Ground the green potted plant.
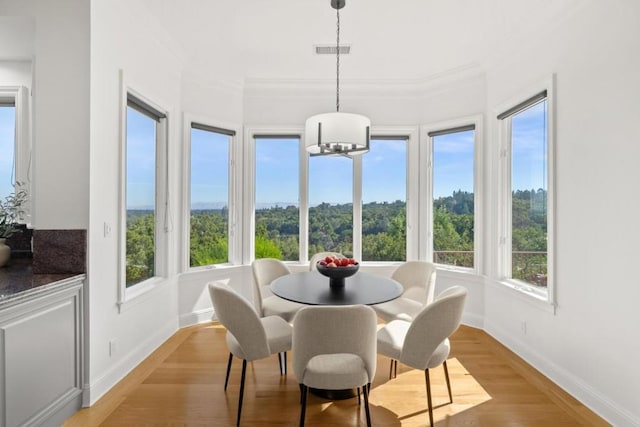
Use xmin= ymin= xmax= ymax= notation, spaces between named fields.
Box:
xmin=0 ymin=188 xmax=28 ymax=267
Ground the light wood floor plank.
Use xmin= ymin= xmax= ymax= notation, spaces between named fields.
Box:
xmin=64 ymin=323 xmax=608 ymax=426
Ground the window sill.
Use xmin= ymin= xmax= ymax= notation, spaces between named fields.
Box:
xmin=488 ymin=278 xmax=556 ymax=314
xmin=118 ymin=276 xmax=170 ymax=313
xmin=187 ymin=263 xmax=239 ymax=273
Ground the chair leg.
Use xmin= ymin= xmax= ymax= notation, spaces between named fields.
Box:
xmin=388 ymin=359 xmax=398 ymax=379
xmin=443 ymin=360 xmax=453 ymax=404
xmin=357 ymin=387 xmax=361 ymax=405
xmin=283 ymin=352 xmax=287 ymax=375
xmin=237 ymin=359 xmax=247 ymax=426
xmin=278 ymin=352 xmax=287 ymax=375
xmin=300 ymin=384 xmax=308 ymax=426
xmin=425 ymin=369 xmax=433 ymax=427
xmin=224 ymin=353 xmax=233 ymax=391
xmin=362 ymin=382 xmax=372 ymax=427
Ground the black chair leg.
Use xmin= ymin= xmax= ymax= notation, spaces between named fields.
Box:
xmin=388 ymin=359 xmax=393 ymax=379
xmin=425 ymin=369 xmax=433 ymax=427
xmin=443 ymin=360 xmax=453 ymax=404
xmin=224 ymin=353 xmax=233 ymax=391
xmin=300 ymin=384 xmax=308 ymax=426
xmin=394 ymin=359 xmax=398 ymax=378
xmin=237 ymin=359 xmax=247 ymax=426
xmin=362 ymin=382 xmax=372 ymax=427
xmin=283 ymin=352 xmax=287 ymax=375
xmin=357 ymin=387 xmax=361 ymax=405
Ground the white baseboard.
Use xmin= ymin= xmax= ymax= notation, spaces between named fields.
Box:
xmin=485 ymin=319 xmax=638 ymax=427
xmin=179 ymin=307 xmax=214 ymax=328
xmin=84 ymin=318 xmax=177 ymax=406
xmin=461 ymin=312 xmax=484 ymax=329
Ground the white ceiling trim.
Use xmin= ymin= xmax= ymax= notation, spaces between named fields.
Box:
xmin=243 ymin=62 xmax=485 ymax=98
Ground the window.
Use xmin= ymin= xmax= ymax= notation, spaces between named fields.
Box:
xmin=499 ymin=89 xmax=552 ymax=295
xmin=254 ymin=136 xmax=300 ymax=261
xmin=362 ymin=138 xmax=407 ymax=261
xmin=0 ymin=86 xmax=30 ymax=209
xmin=308 ymin=154 xmax=353 ymax=258
xmin=124 ymin=93 xmax=166 ymax=288
xmin=247 ymin=127 xmax=415 ymax=265
xmin=0 ymin=101 xmax=16 ymax=201
xmin=189 ymin=124 xmax=234 ymax=267
xmin=431 ymin=126 xmax=475 ymax=268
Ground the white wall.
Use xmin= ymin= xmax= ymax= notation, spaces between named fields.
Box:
xmin=87 ymin=0 xmax=184 ymax=405
xmin=484 ymin=1 xmax=640 ymax=425
xmin=30 ymin=0 xmax=90 ymax=229
xmin=0 ymin=61 xmax=31 ymax=87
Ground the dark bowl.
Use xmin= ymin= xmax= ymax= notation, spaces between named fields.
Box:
xmin=316 ymin=262 xmax=359 ymax=279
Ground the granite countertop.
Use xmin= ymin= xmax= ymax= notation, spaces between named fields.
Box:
xmin=0 ymin=258 xmax=83 ymax=306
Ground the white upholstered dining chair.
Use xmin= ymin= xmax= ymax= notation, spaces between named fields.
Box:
xmin=208 ymin=281 xmax=292 ymax=426
xmin=293 ymin=305 xmax=377 ymax=427
xmin=377 ymin=285 xmax=467 ymax=427
xmin=373 ymin=260 xmax=437 ymax=322
xmin=251 ymin=258 xmax=305 ymax=322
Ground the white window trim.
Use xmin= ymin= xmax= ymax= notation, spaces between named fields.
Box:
xmin=244 ymin=126 xmax=305 ymax=265
xmin=420 ymin=114 xmax=484 ymax=275
xmin=182 ymin=113 xmax=241 ymax=272
xmin=495 ymin=75 xmax=556 ymax=308
xmin=117 ymin=70 xmax=171 ymax=311
xmin=363 ymin=126 xmax=419 ymax=263
xmin=245 ymin=125 xmax=417 ymax=266
xmin=0 ymin=86 xmax=32 ymax=224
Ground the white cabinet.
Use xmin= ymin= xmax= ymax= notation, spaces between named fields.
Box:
xmin=0 ymin=276 xmax=84 ymax=427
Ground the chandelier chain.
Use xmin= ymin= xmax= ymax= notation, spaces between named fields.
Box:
xmin=336 ymin=6 xmax=340 ymax=112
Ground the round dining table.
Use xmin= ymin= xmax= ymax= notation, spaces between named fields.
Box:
xmin=270 ymin=270 xmax=403 ymax=306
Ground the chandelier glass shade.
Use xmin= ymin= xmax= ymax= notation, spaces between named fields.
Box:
xmin=305 ymin=112 xmax=371 ymax=156
xmin=305 ymin=0 xmax=370 ymax=157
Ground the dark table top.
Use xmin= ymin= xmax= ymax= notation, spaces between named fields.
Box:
xmin=271 ymin=271 xmax=403 ymax=305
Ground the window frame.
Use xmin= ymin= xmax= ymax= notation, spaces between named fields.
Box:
xmin=117 ymin=74 xmax=170 ymax=310
xmin=496 ymin=77 xmax=556 ymax=306
xmin=244 ymin=127 xmax=306 ymax=264
xmin=359 ymin=126 xmax=419 ymax=263
xmin=420 ymin=115 xmax=483 ymax=275
xmin=182 ymin=114 xmax=240 ymax=271
xmin=244 ymin=125 xmax=418 ymax=266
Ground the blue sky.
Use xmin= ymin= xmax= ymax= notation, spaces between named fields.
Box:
xmin=433 ymin=130 xmax=474 ymax=198
xmin=126 ymin=107 xmax=156 ymax=210
xmin=124 ymin=101 xmax=547 ymax=209
xmin=0 ymin=106 xmax=16 ymax=201
xmin=512 ymin=100 xmax=547 ymax=192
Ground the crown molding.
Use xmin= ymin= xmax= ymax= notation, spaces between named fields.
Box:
xmin=243 ymin=62 xmax=484 ymax=98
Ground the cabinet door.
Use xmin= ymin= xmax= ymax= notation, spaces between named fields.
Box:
xmin=0 ymin=283 xmax=82 ymax=427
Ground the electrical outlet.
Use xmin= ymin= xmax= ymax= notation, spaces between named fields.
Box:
xmin=109 ymin=339 xmax=117 ymax=357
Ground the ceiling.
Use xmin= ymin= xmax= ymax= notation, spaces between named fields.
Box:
xmin=142 ymin=0 xmax=584 ymax=85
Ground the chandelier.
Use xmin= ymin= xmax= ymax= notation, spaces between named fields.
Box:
xmin=305 ymin=0 xmax=370 ymax=157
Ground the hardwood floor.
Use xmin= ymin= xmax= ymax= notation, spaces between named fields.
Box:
xmin=64 ymin=323 xmax=608 ymax=426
